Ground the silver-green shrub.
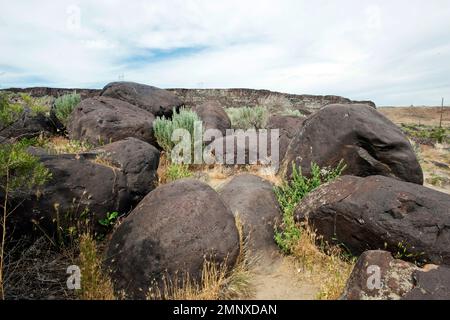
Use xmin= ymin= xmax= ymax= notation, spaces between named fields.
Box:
xmin=54 ymin=92 xmax=81 ymax=126
xmin=225 ymin=106 xmax=269 ymax=129
xmin=153 ymin=107 xmax=201 ymax=154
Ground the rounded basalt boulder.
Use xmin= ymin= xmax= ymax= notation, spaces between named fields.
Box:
xmin=105 ymin=179 xmax=240 ymax=299
xmin=101 ymin=81 xmax=183 ymax=117
xmin=283 ymin=104 xmax=423 ymax=184
xmin=67 ymin=96 xmax=156 ymax=146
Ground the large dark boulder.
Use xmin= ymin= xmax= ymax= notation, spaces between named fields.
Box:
xmin=67 ymin=96 xmax=156 ymax=146
xmin=283 ymin=104 xmax=423 ymax=185
xmin=266 ymin=115 xmax=304 ymax=163
xmin=105 ymin=179 xmax=240 ymax=299
xmin=342 ymin=250 xmax=450 ymax=300
xmin=101 ymin=82 xmax=183 ymax=117
xmin=92 ymin=138 xmax=160 ymax=203
xmin=295 ymin=175 xmax=450 ymax=265
xmin=9 ymin=139 xmax=159 ymax=238
xmin=10 ymin=154 xmax=130 ymax=238
xmin=218 ymin=174 xmax=281 ymax=258
xmin=192 ymin=101 xmax=231 ymax=137
xmin=0 ymin=108 xmax=56 ymax=139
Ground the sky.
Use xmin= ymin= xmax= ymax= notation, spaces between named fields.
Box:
xmin=1 ymin=0 xmax=450 ymax=106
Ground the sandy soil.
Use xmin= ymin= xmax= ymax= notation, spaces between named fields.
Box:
xmin=249 ymin=254 xmax=319 ymax=300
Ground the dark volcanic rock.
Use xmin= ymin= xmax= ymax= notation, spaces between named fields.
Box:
xmin=1 ymin=87 xmax=100 ymax=99
xmin=295 ymin=175 xmax=450 ymax=265
xmin=342 ymin=250 xmax=450 ymax=300
xmin=10 ymin=153 xmax=135 ymax=238
xmin=92 ymin=138 xmax=160 ymax=203
xmin=105 ymin=179 xmax=240 ymax=299
xmin=341 ymin=250 xmax=417 ymax=300
xmin=266 ymin=115 xmax=305 ymax=163
xmin=101 ymin=82 xmax=183 ymax=117
xmin=403 ymin=265 xmax=450 ymax=300
xmin=218 ymin=174 xmax=281 ymax=257
xmin=67 ymin=96 xmax=156 ymax=146
xmin=0 ymin=108 xmax=56 ymax=139
xmin=192 ymin=101 xmax=231 ymax=137
xmin=283 ymin=104 xmax=423 ymax=185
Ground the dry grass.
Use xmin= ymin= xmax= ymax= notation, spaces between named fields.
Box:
xmin=2 ymin=237 xmax=76 ymax=300
xmin=379 ymin=106 xmax=450 ymax=127
xmin=77 ymin=233 xmax=115 ymax=300
xmin=147 ymin=215 xmax=254 ymax=300
xmin=290 ymin=223 xmax=355 ymax=300
xmin=45 ymin=136 xmax=93 ymax=154
xmin=157 ymin=152 xmax=280 ymax=189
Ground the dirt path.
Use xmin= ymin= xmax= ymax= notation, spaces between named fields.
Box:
xmin=248 ymin=251 xmax=319 ymax=300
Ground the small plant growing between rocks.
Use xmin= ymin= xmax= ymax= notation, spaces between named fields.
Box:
xmin=166 ymin=163 xmax=192 ymax=182
xmin=99 ymin=211 xmax=119 ymax=229
xmin=273 ymin=161 xmax=352 ymax=300
xmin=54 ymin=92 xmax=81 ymax=126
xmin=274 ymin=161 xmax=346 ymax=254
xmin=225 ymin=106 xmax=269 ymax=130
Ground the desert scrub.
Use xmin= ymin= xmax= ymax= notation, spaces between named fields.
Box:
xmin=278 ymin=109 xmax=305 ymax=117
xmin=0 ymin=92 xmax=23 ymax=129
xmin=153 ymin=107 xmax=201 ymax=155
xmin=426 ymin=173 xmax=448 ymax=187
xmin=274 ymin=161 xmax=346 ymax=254
xmin=225 ymin=106 xmax=269 ymax=130
xmin=54 ymin=92 xmax=81 ymax=126
xmin=20 ymin=93 xmax=51 ymax=116
xmin=401 ymin=123 xmax=450 ymax=144
xmin=0 ymin=141 xmax=51 ymax=299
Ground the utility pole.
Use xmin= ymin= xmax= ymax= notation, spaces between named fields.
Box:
xmin=439 ymin=97 xmax=444 ymax=129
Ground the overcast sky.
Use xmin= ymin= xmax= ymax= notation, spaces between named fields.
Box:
xmin=1 ymin=0 xmax=450 ymax=106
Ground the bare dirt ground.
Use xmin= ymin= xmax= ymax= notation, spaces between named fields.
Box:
xmin=250 ymin=254 xmax=319 ymax=300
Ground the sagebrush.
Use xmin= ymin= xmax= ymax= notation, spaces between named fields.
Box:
xmin=153 ymin=107 xmax=201 ymax=156
xmin=225 ymin=106 xmax=269 ymax=130
xmin=54 ymin=92 xmax=81 ymax=126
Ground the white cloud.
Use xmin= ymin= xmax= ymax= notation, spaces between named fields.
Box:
xmin=1 ymin=0 xmax=450 ymax=105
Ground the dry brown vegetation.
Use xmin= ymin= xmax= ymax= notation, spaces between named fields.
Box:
xmin=379 ymin=106 xmax=450 ymax=127
xmin=289 ymin=223 xmax=355 ymax=300
xmin=77 ymin=234 xmax=115 ymax=300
